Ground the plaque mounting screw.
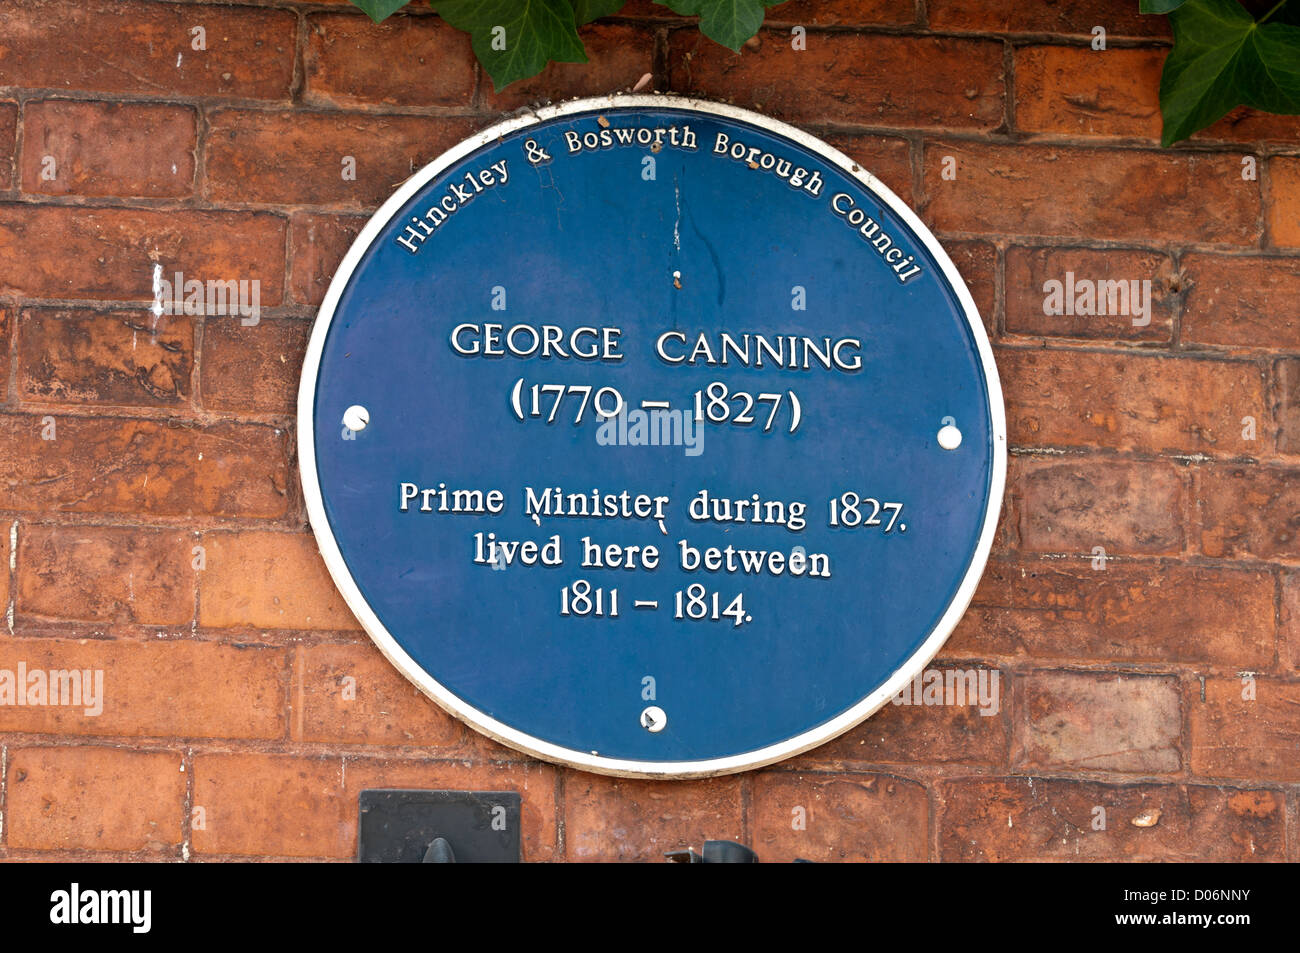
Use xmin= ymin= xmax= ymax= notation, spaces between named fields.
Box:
xmin=937 ymin=422 xmax=962 ymax=450
xmin=343 ymin=405 xmax=370 ymax=432
xmin=641 ymin=706 xmax=667 ymax=733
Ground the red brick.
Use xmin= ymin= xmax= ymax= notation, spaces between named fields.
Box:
xmin=305 ymin=12 xmax=475 ymax=108
xmin=795 ymin=665 xmax=1008 ymax=767
xmin=765 ymin=0 xmax=915 ymax=25
xmin=950 ymin=558 xmax=1275 ymax=669
xmin=17 ymin=524 xmax=193 ymax=625
xmin=20 ymin=101 xmax=196 ymax=199
xmin=822 ymin=132 xmax=914 ymax=206
xmin=1268 ymin=157 xmax=1300 ymax=248
xmin=1001 ymin=348 xmax=1266 ymax=456
xmin=17 ymin=308 xmax=194 ymax=408
xmin=929 ymin=0 xmax=1169 ymax=37
xmin=923 ymin=142 xmax=1260 ymax=244
xmin=1282 ymin=572 xmax=1300 ymax=672
xmin=564 ymin=774 xmax=742 ymax=861
xmin=1183 ymin=254 xmax=1300 ymax=351
xmin=489 ymin=22 xmax=657 ymax=104
xmin=668 ymin=32 xmax=1005 ymax=130
xmin=199 ymin=531 xmax=359 ymax=631
xmin=200 ymin=317 xmax=306 ymax=416
xmin=1277 ymin=359 xmax=1300 ymax=455
xmin=290 ymin=213 xmax=364 ymax=306
xmin=0 ymin=638 xmax=287 ymax=740
xmin=0 ymin=414 xmax=291 ymax=519
xmin=0 ymin=103 xmax=15 ymax=190
xmin=1014 ymin=671 xmax=1181 ymax=773
xmin=1015 ymin=46 xmax=1162 ymax=139
xmin=1190 ymin=677 xmax=1300 ymax=781
xmin=0 ymin=0 xmax=295 ymax=99
xmin=939 ymin=778 xmax=1284 ymax=861
xmin=292 ymin=642 xmax=462 ymax=747
xmin=192 ymin=752 xmax=556 ymax=858
xmin=204 ymin=111 xmax=479 ymax=209
xmin=627 ymin=0 xmax=914 ymax=25
xmin=0 ymin=205 xmax=285 ymax=303
xmin=944 ymin=239 xmax=997 ymax=334
xmin=751 ymin=772 xmax=928 ymax=862
xmin=1197 ymin=465 xmax=1300 ymax=561
xmin=1005 ymin=246 xmax=1174 ymax=343
xmin=1012 ymin=456 xmax=1187 ymax=555
xmin=6 ymin=746 xmax=185 ymax=853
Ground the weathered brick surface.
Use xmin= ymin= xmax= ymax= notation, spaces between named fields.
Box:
xmin=199 ymin=317 xmax=306 ymax=415
xmin=0 ymin=0 xmax=1294 ymax=863
xmin=928 ymin=0 xmax=1169 ymax=36
xmin=292 ymin=642 xmax=462 ymax=747
xmin=668 ymin=32 xmax=1005 ymax=130
xmin=1269 ymin=157 xmax=1300 ymax=248
xmin=199 ymin=531 xmax=359 ymax=631
xmin=0 ymin=0 xmax=296 ymax=99
xmin=0 ymin=638 xmax=287 ymax=740
xmin=564 ymin=774 xmax=743 ymax=861
xmin=796 ymin=666 xmax=1009 ymax=767
xmin=0 ymin=414 xmax=291 ymax=518
xmin=939 ymin=778 xmax=1284 ymax=861
xmin=1011 ymin=457 xmax=1187 ymax=555
xmin=751 ymin=772 xmax=929 ymax=861
xmin=0 ymin=103 xmax=16 ymax=190
xmin=289 ymin=213 xmax=365 ymax=306
xmin=951 ymin=559 xmax=1275 ymax=669
xmin=1182 ymin=254 xmax=1300 ymax=350
xmin=1014 ymin=671 xmax=1181 ymax=772
xmin=1004 ymin=246 xmax=1174 ymax=342
xmin=1001 ymin=348 xmax=1265 ymax=456
xmin=17 ymin=523 xmax=193 ymax=625
xmin=923 ymin=142 xmax=1260 ymax=244
xmin=1189 ymin=677 xmax=1300 ymax=782
xmin=21 ymin=100 xmax=197 ymax=198
xmin=6 ymin=746 xmax=185 ymax=853
xmin=1197 ymin=465 xmax=1300 ymax=561
xmin=304 ymin=13 xmax=476 ymax=109
xmin=0 ymin=205 xmax=286 ymax=303
xmin=17 ymin=308 xmax=194 ymax=408
xmin=204 ymin=111 xmax=479 ymax=209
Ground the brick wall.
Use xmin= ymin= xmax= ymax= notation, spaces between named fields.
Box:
xmin=0 ymin=0 xmax=1296 ymax=862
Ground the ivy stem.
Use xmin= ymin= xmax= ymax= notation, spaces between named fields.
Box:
xmin=1259 ymin=0 xmax=1289 ymax=23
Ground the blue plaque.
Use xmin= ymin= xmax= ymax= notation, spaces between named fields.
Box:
xmin=299 ymin=96 xmax=1006 ymax=778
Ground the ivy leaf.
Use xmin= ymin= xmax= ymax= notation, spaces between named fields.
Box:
xmin=654 ymin=0 xmax=783 ymax=51
xmin=350 ymin=0 xmax=414 ymax=22
xmin=1159 ymin=0 xmax=1300 ymax=145
xmin=432 ymin=0 xmax=588 ymax=90
xmin=1139 ymin=0 xmax=1189 ymax=13
xmin=572 ymin=0 xmax=626 ymax=24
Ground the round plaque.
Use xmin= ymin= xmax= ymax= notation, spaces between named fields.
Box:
xmin=299 ymin=95 xmax=1006 ymax=778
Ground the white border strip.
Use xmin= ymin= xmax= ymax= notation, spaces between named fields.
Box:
xmin=297 ymin=94 xmax=1008 ymax=779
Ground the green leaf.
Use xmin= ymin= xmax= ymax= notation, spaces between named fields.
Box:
xmin=1159 ymin=0 xmax=1300 ymax=144
xmin=653 ymin=0 xmax=783 ymax=51
xmin=350 ymin=0 xmax=415 ymax=22
xmin=1140 ymin=0 xmax=1190 ymax=14
xmin=432 ymin=0 xmax=588 ymax=90
xmin=572 ymin=0 xmax=626 ymax=25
